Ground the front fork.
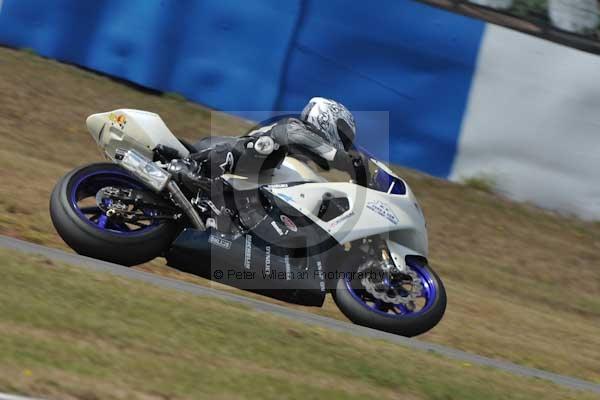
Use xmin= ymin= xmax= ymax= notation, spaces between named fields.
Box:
xmin=326 ymin=236 xmax=419 ymax=287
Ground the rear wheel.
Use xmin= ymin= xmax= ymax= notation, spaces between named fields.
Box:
xmin=332 ymin=259 xmax=446 ymax=337
xmin=50 ymin=163 xmax=180 ymax=266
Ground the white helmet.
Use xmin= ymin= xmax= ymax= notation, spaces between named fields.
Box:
xmin=301 ymin=97 xmax=356 ymax=150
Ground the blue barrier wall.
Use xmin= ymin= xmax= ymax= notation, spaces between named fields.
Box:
xmin=0 ymin=0 xmax=485 ymax=177
xmin=279 ymin=0 xmax=485 ymax=176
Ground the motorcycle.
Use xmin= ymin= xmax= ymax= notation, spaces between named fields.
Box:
xmin=50 ymin=109 xmax=446 ymax=337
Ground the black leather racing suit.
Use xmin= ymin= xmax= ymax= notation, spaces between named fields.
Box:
xmin=188 ymin=117 xmax=352 ymax=179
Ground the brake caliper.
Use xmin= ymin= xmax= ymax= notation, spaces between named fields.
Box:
xmin=358 ymin=259 xmax=423 ymax=306
xmin=96 ymin=187 xmax=133 ymax=217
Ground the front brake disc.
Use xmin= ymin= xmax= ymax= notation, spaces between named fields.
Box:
xmin=358 ymin=260 xmax=423 ymax=305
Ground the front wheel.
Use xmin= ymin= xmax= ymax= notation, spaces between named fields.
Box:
xmin=332 ymin=260 xmax=446 ymax=337
xmin=50 ymin=163 xmax=180 ymax=266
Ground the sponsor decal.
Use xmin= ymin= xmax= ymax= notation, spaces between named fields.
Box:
xmin=208 ymin=234 xmax=231 ymax=250
xmin=219 ymin=152 xmax=235 ymax=173
xmin=244 ymin=234 xmax=252 ymax=270
xmin=265 ymin=246 xmax=271 ymax=274
xmin=267 ymin=183 xmax=289 ymax=189
xmin=366 ymin=200 xmax=399 ymax=225
xmin=109 ymin=113 xmax=127 ymax=130
xmin=284 ymin=255 xmax=291 ymax=280
xmin=316 ymin=260 xmax=326 ymax=291
xmin=280 ymin=215 xmax=298 ymax=232
xmin=270 ymin=221 xmax=285 ymax=236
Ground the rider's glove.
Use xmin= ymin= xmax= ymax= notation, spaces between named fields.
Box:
xmin=331 ymin=150 xmax=353 ymax=172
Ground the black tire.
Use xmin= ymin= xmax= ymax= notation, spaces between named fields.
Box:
xmin=332 ymin=264 xmax=447 ymax=337
xmin=50 ymin=163 xmax=180 ymax=266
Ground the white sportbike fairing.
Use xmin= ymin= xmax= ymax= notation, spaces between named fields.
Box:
xmin=266 ymin=181 xmax=428 ymax=261
xmin=49 ymin=109 xmax=446 ymax=337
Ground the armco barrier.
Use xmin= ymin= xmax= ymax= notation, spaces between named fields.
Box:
xmin=0 ymin=0 xmax=598 ymax=219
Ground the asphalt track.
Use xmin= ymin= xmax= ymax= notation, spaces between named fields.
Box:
xmin=2 ymin=235 xmax=600 ymax=396
xmin=0 ymin=395 xmax=44 ymax=400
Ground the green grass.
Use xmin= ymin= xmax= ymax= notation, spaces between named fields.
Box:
xmin=1 ymin=47 xmax=599 ymax=386
xmin=511 ymin=0 xmax=548 ymax=19
xmin=0 ymin=248 xmax=597 ymax=400
xmin=460 ymin=174 xmax=498 ymax=194
xmin=162 ymin=91 xmax=187 ymax=102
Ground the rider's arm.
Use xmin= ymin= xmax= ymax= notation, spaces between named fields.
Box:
xmin=277 ymin=118 xmax=353 ymax=172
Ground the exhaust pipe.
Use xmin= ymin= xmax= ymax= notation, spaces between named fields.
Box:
xmin=165 ymin=180 xmax=206 ymax=230
xmin=115 ymin=149 xmax=205 ymax=230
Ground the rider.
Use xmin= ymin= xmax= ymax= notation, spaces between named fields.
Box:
xmin=179 ymin=97 xmax=359 ymax=181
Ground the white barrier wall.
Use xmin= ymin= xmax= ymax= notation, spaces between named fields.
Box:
xmin=451 ymin=25 xmax=600 ymax=220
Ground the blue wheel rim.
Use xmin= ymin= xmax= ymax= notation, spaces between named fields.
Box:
xmin=345 ymin=260 xmax=437 ymax=318
xmin=70 ymin=169 xmax=159 ymax=236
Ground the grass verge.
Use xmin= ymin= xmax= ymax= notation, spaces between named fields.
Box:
xmin=0 ymin=46 xmax=599 ymax=383
xmin=0 ymin=248 xmax=597 ymax=400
